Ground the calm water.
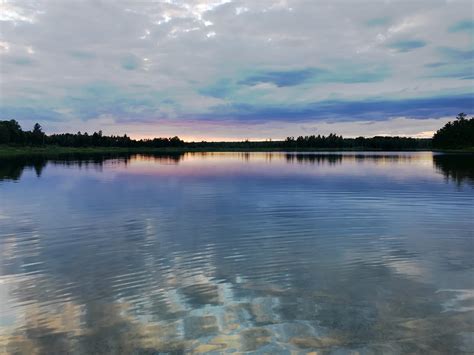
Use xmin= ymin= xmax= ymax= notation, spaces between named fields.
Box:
xmin=0 ymin=152 xmax=473 ymax=354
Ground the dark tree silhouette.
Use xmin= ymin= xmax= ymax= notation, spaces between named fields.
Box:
xmin=0 ymin=119 xmax=25 ymax=144
xmin=31 ymin=123 xmax=45 ymax=145
xmin=432 ymin=113 xmax=474 ymax=149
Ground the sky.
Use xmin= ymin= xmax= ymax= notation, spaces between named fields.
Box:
xmin=0 ymin=0 xmax=473 ymax=141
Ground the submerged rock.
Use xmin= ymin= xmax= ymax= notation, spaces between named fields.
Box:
xmin=250 ymin=297 xmax=280 ymax=325
xmin=289 ymin=335 xmax=344 ymax=349
xmin=183 ymin=316 xmax=218 ymax=339
xmin=240 ymin=327 xmax=272 ymax=351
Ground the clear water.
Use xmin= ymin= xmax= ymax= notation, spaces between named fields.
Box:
xmin=0 ymin=152 xmax=473 ymax=354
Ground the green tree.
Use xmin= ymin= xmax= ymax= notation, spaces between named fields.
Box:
xmin=31 ymin=123 xmax=45 ymax=145
xmin=0 ymin=120 xmax=24 ymax=144
xmin=0 ymin=122 xmax=10 ymax=144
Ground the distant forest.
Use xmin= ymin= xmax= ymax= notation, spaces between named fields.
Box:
xmin=0 ymin=113 xmax=472 ymax=150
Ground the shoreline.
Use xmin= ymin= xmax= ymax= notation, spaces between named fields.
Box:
xmin=0 ymin=145 xmax=473 ymax=157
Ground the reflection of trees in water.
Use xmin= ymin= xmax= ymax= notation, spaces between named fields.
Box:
xmin=284 ymin=153 xmax=418 ymax=165
xmin=285 ymin=154 xmax=343 ymax=165
xmin=433 ymin=154 xmax=474 ymax=186
xmin=351 ymin=154 xmax=415 ymax=163
xmin=0 ymin=153 xmax=185 ymax=181
xmin=0 ymin=156 xmax=47 ymax=181
xmin=134 ymin=153 xmax=185 ymax=164
xmin=1 ymin=152 xmax=431 ymax=181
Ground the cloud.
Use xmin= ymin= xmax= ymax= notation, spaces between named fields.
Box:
xmin=424 ymin=46 xmax=474 ymax=79
xmin=121 ymin=54 xmax=140 ymax=71
xmin=195 ymin=92 xmax=474 ymax=123
xmin=198 ymin=79 xmax=235 ymax=98
xmin=0 ymin=106 xmax=62 ymax=122
xmin=448 ymin=19 xmax=474 ymax=33
xmin=4 ymin=55 xmax=35 ymax=66
xmin=201 ymin=64 xmax=391 ymax=100
xmin=239 ymin=65 xmax=390 ymax=87
xmin=69 ymin=50 xmax=96 ymax=60
xmin=239 ymin=68 xmax=317 ymax=87
xmin=426 ymin=64 xmax=473 ymax=80
xmin=366 ymin=17 xmax=390 ymax=27
xmin=0 ymin=0 xmax=472 ymax=138
xmin=437 ymin=47 xmax=474 ymax=61
xmin=387 ymin=39 xmax=427 ymax=52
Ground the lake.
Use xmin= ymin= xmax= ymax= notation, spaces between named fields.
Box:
xmin=0 ymin=152 xmax=473 ymax=354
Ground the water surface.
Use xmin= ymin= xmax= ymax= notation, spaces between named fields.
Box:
xmin=0 ymin=152 xmax=473 ymax=354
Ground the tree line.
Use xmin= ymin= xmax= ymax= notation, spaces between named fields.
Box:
xmin=0 ymin=120 xmax=184 ymax=148
xmin=1 ymin=113 xmax=472 ymax=150
xmin=281 ymin=134 xmax=431 ymax=150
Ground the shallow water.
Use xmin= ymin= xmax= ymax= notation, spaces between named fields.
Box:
xmin=0 ymin=151 xmax=473 ymax=354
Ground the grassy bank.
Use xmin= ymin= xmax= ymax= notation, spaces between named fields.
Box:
xmin=432 ymin=148 xmax=474 ymax=153
xmin=0 ymin=145 xmax=193 ymax=157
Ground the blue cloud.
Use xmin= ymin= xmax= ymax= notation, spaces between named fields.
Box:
xmin=0 ymin=106 xmax=62 ymax=122
xmin=4 ymin=85 xmax=472 ymax=126
xmin=448 ymin=19 xmax=474 ymax=33
xmin=121 ymin=54 xmax=140 ymax=70
xmin=238 ymin=65 xmax=390 ymax=87
xmin=312 ymin=65 xmax=390 ymax=84
xmin=437 ymin=47 xmax=474 ymax=61
xmin=424 ymin=62 xmax=447 ymax=68
xmin=198 ymin=79 xmax=236 ymax=98
xmin=424 ymin=47 xmax=474 ymax=79
xmin=6 ymin=56 xmax=35 ymax=66
xmin=62 ymin=82 xmax=166 ymax=120
xmin=239 ymin=68 xmax=317 ymax=87
xmin=425 ymin=63 xmax=473 ymax=80
xmin=366 ymin=17 xmax=390 ymax=27
xmin=69 ymin=50 xmax=96 ymax=60
xmin=388 ymin=40 xmax=427 ymax=52
xmin=197 ymin=93 xmax=473 ymax=123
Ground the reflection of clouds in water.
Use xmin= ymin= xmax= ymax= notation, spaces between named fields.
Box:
xmin=438 ymin=289 xmax=474 ymax=313
xmin=385 ymin=259 xmax=426 ymax=279
xmin=3 ymin=216 xmax=473 ymax=353
xmin=2 ymin=234 xmax=474 ymax=353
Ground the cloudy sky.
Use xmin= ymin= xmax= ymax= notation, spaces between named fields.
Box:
xmin=0 ymin=0 xmax=473 ymax=140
